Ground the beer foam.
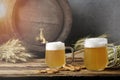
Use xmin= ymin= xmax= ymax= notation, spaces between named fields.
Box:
xmin=46 ymin=41 xmax=65 ymax=50
xmin=84 ymin=38 xmax=108 ymax=48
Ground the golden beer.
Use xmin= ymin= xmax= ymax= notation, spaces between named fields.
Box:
xmin=84 ymin=47 xmax=108 ymax=71
xmin=45 ymin=42 xmax=66 ymax=68
xmin=46 ymin=50 xmax=65 ymax=68
xmin=84 ymin=38 xmax=108 ymax=71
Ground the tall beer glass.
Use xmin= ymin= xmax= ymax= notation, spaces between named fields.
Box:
xmin=84 ymin=38 xmax=117 ymax=71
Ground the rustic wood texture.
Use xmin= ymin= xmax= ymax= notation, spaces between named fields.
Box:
xmin=0 ymin=59 xmax=120 ymax=77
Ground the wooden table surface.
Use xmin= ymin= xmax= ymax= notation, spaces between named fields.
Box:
xmin=0 ymin=59 xmax=120 ymax=77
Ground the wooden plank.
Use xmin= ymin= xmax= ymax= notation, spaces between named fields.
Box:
xmin=0 ymin=68 xmax=120 ymax=77
xmin=0 ymin=59 xmax=47 ymax=69
xmin=0 ymin=59 xmax=119 ymax=77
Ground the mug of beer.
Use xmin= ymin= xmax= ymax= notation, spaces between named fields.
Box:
xmin=84 ymin=38 xmax=117 ymax=71
xmin=45 ymin=41 xmax=74 ymax=68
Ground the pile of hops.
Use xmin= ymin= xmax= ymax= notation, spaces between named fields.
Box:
xmin=0 ymin=39 xmax=32 ymax=63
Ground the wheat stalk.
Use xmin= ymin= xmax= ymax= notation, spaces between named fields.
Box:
xmin=0 ymin=39 xmax=32 ymax=63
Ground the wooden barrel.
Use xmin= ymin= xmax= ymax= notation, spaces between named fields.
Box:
xmin=1 ymin=0 xmax=72 ymax=57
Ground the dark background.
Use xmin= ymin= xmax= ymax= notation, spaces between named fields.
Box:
xmin=65 ymin=0 xmax=120 ymax=47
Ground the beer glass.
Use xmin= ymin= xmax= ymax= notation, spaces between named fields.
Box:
xmin=84 ymin=38 xmax=117 ymax=71
xmin=45 ymin=42 xmax=74 ymax=68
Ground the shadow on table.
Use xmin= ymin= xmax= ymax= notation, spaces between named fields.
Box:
xmin=0 ymin=76 xmax=120 ymax=80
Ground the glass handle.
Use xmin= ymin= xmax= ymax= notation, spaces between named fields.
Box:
xmin=65 ymin=47 xmax=74 ymax=64
xmin=107 ymin=44 xmax=117 ymax=68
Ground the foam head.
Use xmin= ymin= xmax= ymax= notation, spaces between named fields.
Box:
xmin=84 ymin=38 xmax=108 ymax=48
xmin=46 ymin=41 xmax=65 ymax=50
